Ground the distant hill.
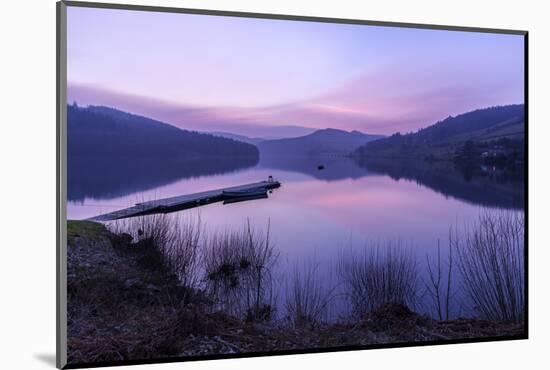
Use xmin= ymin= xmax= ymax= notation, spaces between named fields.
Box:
xmin=258 ymin=128 xmax=384 ymax=157
xmin=205 ymin=125 xmax=317 ymax=141
xmin=68 ymin=105 xmax=259 ymax=159
xmin=354 ymin=104 xmax=525 ymax=160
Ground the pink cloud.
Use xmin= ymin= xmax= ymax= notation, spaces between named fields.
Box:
xmin=69 ymin=61 xmax=523 ymax=138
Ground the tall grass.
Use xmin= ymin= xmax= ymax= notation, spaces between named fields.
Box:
xmin=108 ymin=213 xmax=203 ymax=291
xmin=162 ymin=214 xmax=203 ymax=290
xmin=284 ymin=259 xmax=336 ymax=328
xmin=337 ymin=241 xmax=418 ymax=317
xmin=455 ymin=210 xmax=524 ymax=323
xmin=203 ymin=219 xmax=279 ymax=321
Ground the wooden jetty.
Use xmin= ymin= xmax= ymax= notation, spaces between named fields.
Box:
xmin=89 ymin=180 xmax=281 ymax=221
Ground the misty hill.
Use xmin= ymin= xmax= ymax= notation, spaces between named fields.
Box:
xmin=258 ymin=128 xmax=384 ymax=157
xmin=354 ymin=105 xmax=525 ymax=160
xmin=68 ymin=105 xmax=259 ymax=159
xmin=209 ymin=131 xmax=265 ymax=145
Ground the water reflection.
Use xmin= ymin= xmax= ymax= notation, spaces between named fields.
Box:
xmin=353 ymin=157 xmax=524 ymax=209
xmin=258 ymin=155 xmax=373 ymax=181
xmin=68 ymin=153 xmax=524 ymax=212
xmin=68 ymin=155 xmax=259 ymax=201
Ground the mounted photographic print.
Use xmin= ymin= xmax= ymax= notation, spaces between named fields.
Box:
xmin=56 ymin=1 xmax=528 ymax=368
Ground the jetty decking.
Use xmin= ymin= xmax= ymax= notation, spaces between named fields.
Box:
xmin=89 ymin=180 xmax=281 ymax=221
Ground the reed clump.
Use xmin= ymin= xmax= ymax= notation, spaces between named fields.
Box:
xmin=203 ymin=219 xmax=279 ymax=321
xmin=337 ymin=241 xmax=418 ymax=318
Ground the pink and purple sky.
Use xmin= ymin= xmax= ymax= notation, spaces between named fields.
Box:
xmin=67 ymin=6 xmax=524 ymax=137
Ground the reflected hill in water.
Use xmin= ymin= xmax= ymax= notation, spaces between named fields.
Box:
xmin=258 ymin=155 xmax=374 ymax=181
xmin=68 ymin=155 xmax=258 ymax=201
xmin=70 ymin=152 xmax=523 ymax=209
xmin=256 ymin=128 xmax=382 ymax=181
xmin=259 ymin=154 xmax=523 ymax=209
xmin=354 ymin=157 xmax=524 ymax=209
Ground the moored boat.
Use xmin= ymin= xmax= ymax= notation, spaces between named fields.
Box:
xmin=223 ymin=192 xmax=268 ymax=205
xmin=222 ymin=188 xmax=268 ymax=199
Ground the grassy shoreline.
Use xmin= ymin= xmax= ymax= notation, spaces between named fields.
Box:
xmin=66 ymin=219 xmax=524 ymax=365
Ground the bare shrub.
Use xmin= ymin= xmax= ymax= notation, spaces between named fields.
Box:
xmin=285 ymin=259 xmax=336 ymax=328
xmin=337 ymin=241 xmax=418 ymax=317
xmin=424 ymin=233 xmax=456 ymax=321
xmin=456 ymin=210 xmax=524 ymax=323
xmin=203 ymin=219 xmax=279 ymax=321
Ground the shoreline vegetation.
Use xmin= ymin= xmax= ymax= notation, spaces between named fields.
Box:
xmin=67 ymin=210 xmax=525 ymax=365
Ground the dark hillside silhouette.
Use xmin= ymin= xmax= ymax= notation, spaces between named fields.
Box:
xmin=355 ymin=105 xmax=524 ymax=160
xmin=410 ymin=104 xmax=524 ymax=142
xmin=68 ymin=104 xmax=259 ymax=159
xmin=67 ymin=104 xmax=259 ymax=200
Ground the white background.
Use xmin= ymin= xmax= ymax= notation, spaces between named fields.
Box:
xmin=1 ymin=0 xmax=548 ymax=369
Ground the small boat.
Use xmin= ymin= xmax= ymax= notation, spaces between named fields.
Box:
xmin=223 ymin=188 xmax=268 ymax=199
xmin=317 ymin=165 xmax=325 ymax=170
xmin=223 ymin=192 xmax=268 ymax=205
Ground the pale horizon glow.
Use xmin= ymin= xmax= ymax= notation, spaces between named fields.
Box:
xmin=67 ymin=6 xmax=524 ymax=136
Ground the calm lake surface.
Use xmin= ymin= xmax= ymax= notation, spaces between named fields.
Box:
xmin=68 ymin=156 xmax=524 ymax=319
